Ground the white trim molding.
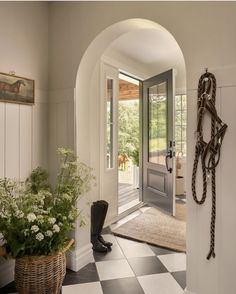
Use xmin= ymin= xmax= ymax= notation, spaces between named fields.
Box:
xmin=66 ymin=243 xmax=94 ymax=272
xmin=0 ymin=258 xmax=15 ymax=287
xmin=183 ymin=288 xmax=197 ymax=294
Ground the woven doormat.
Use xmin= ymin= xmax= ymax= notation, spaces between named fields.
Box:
xmin=113 ymin=204 xmax=186 ymax=252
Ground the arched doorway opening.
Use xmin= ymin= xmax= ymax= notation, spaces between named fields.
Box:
xmin=73 ymin=19 xmax=187 ymax=284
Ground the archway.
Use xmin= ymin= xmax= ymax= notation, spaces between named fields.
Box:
xmin=73 ymin=18 xmax=187 ymax=279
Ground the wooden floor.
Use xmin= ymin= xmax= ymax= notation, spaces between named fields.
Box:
xmin=118 ymin=183 xmax=139 ymax=207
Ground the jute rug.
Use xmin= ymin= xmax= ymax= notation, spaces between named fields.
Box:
xmin=113 ymin=204 xmax=186 ymax=252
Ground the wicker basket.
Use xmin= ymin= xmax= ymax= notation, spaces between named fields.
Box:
xmin=15 ymin=239 xmax=74 ymax=294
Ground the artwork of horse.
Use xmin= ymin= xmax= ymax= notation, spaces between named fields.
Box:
xmin=0 ymin=80 xmax=25 ymax=95
xmin=0 ymin=72 xmax=34 ymax=104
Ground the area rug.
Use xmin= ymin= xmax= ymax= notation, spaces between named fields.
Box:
xmin=113 ymin=204 xmax=186 ymax=252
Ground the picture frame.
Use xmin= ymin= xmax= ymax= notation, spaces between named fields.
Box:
xmin=0 ymin=72 xmax=35 ymax=105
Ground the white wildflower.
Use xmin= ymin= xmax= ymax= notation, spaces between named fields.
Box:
xmin=62 ymin=216 xmax=67 ymax=221
xmin=15 ymin=210 xmax=24 ymax=218
xmin=27 ymin=213 xmax=36 ymax=222
xmin=61 ymin=163 xmax=69 ymax=169
xmin=45 ymin=230 xmax=53 ymax=237
xmin=31 ymin=225 xmax=39 ymax=233
xmin=24 ymin=229 xmax=29 ymax=236
xmin=36 ymin=232 xmax=44 ymax=241
xmin=0 ymin=212 xmax=5 ymax=218
xmin=48 ymin=217 xmax=56 ymax=224
xmin=37 ymin=215 xmax=44 ymax=224
xmin=68 ymin=212 xmax=74 ymax=220
xmin=62 ymin=193 xmax=71 ymax=201
xmin=53 ymin=224 xmax=60 ymax=233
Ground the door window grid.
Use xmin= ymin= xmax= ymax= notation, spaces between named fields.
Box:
xmin=175 ymin=94 xmax=187 ymax=156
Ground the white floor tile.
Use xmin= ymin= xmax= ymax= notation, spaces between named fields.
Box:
xmin=102 ymin=233 xmax=118 ymax=245
xmin=116 ymin=237 xmax=155 ymax=258
xmin=62 ymin=282 xmax=103 ymax=294
xmin=138 ymin=272 xmax=183 ymax=294
xmin=96 ymin=259 xmax=135 ymax=281
xmin=158 ymin=253 xmax=186 ymax=272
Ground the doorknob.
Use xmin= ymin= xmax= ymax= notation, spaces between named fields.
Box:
xmin=165 ymin=150 xmax=172 ymax=173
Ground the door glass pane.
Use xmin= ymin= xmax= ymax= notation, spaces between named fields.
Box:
xmin=148 ymin=82 xmax=167 ymax=165
xmin=106 ymin=78 xmax=114 ymax=169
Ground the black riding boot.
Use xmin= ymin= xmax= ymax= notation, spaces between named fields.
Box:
xmin=91 ymin=201 xmax=108 ymax=253
xmin=97 ymin=200 xmax=113 ymax=249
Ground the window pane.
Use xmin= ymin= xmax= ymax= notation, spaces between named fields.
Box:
xmin=175 ymin=94 xmax=187 ymax=156
xmin=148 ymin=82 xmax=167 ymax=165
xmin=106 ymin=78 xmax=114 ymax=169
xmin=175 ymin=95 xmax=182 ymax=111
xmin=175 ymin=110 xmax=182 ymax=125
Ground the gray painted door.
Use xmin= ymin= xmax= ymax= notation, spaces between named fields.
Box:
xmin=142 ymin=69 xmax=175 ymax=215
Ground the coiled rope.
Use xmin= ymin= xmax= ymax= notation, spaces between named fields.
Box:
xmin=191 ymin=71 xmax=228 ymax=260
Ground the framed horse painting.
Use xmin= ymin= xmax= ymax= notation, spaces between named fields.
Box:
xmin=0 ymin=72 xmax=34 ymax=104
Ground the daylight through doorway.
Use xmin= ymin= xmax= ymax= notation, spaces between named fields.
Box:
xmin=118 ymin=73 xmax=140 ymax=214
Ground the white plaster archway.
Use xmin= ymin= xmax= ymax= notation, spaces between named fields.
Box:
xmin=72 ymin=18 xmax=187 ymax=276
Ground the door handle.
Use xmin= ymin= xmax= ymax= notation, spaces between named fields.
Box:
xmin=165 ymin=150 xmax=172 ymax=173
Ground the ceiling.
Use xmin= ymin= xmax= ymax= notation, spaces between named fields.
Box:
xmin=103 ymin=28 xmax=186 ymax=91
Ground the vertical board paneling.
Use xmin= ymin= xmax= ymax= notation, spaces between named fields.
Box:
xmin=0 ymin=104 xmax=5 ymax=177
xmin=57 ymin=102 xmax=68 ymax=149
xmin=19 ymin=105 xmax=32 ymax=180
xmin=5 ymin=103 xmax=20 ymax=179
xmin=67 ymin=101 xmax=74 ymax=150
xmin=49 ymin=102 xmax=57 ymax=186
xmin=32 ymin=102 xmax=48 ymax=169
xmin=219 ymin=86 xmax=236 ymax=293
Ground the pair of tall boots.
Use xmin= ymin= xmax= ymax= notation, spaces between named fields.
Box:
xmin=91 ymin=200 xmax=113 ymax=253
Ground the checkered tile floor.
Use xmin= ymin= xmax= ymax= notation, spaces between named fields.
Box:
xmin=1 ymin=206 xmax=186 ymax=294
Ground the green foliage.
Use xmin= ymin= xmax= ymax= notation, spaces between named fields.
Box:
xmin=0 ymin=148 xmax=95 ymax=258
xmin=118 ymin=101 xmax=139 ymax=166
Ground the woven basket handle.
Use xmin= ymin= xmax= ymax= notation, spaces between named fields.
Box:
xmin=61 ymin=239 xmax=74 ymax=254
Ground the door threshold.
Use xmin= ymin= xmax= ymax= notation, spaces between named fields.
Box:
xmin=118 ymin=198 xmax=141 ymax=214
xmin=116 ymin=201 xmax=144 ymax=222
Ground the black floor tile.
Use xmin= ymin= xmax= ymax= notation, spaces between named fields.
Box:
xmin=101 ymin=277 xmax=145 ymax=294
xmin=149 ymin=244 xmax=177 ymax=256
xmin=63 ymin=262 xmax=99 ymax=286
xmin=0 ymin=281 xmax=16 ymax=293
xmin=93 ymin=244 xmax=124 ymax=262
xmin=128 ymin=256 xmax=168 ymax=276
xmin=171 ymin=271 xmax=186 ymax=289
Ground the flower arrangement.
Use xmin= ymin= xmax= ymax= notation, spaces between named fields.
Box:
xmin=0 ymin=148 xmax=95 ymax=258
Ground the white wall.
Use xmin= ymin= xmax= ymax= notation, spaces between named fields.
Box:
xmin=48 ymin=89 xmax=75 ymax=185
xmin=0 ymin=2 xmax=49 ymax=287
xmin=48 ymin=2 xmax=236 ymax=293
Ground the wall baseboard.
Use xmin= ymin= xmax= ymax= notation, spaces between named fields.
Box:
xmin=0 ymin=258 xmax=15 ymax=288
xmin=183 ymin=289 xmax=197 ymax=294
xmin=66 ymin=243 xmax=94 ymax=272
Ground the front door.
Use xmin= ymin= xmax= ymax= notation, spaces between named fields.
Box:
xmin=142 ymin=69 xmax=175 ymax=215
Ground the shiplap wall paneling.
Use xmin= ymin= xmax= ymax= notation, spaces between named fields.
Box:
xmin=57 ymin=102 xmax=68 ymax=148
xmin=49 ymin=101 xmax=57 ymax=185
xmin=32 ymin=102 xmax=48 ymax=169
xmin=19 ymin=104 xmax=32 ymax=180
xmin=5 ymin=103 xmax=20 ymax=179
xmin=67 ymin=100 xmax=75 ymax=150
xmin=0 ymin=103 xmax=5 ymax=177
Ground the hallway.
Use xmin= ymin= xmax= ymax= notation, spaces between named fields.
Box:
xmin=2 ymin=211 xmax=186 ymax=294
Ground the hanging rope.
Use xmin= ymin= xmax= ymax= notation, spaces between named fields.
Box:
xmin=192 ymin=71 xmax=228 ymax=260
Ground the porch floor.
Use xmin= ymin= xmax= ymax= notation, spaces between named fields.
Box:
xmin=118 ymin=183 xmax=139 ymax=208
